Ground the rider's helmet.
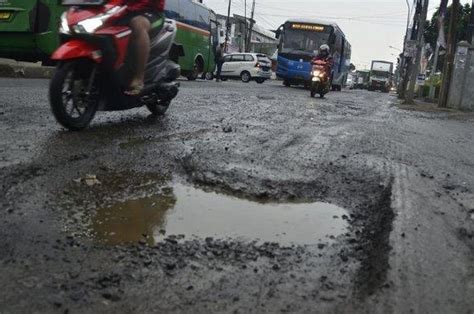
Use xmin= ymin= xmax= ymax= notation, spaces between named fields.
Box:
xmin=319 ymin=44 xmax=330 ymax=57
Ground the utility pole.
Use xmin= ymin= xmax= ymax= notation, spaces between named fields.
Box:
xmin=439 ymin=0 xmax=460 ymax=108
xmin=225 ymin=0 xmax=232 ymax=53
xmin=469 ymin=0 xmax=474 ymax=44
xmin=429 ymin=0 xmax=448 ymax=100
xmin=246 ymin=0 xmax=255 ymax=52
xmin=399 ymin=0 xmax=417 ymax=99
xmin=397 ymin=0 xmax=412 ymax=96
xmin=244 ymin=0 xmax=247 ymax=52
xmin=406 ymin=0 xmax=429 ymax=104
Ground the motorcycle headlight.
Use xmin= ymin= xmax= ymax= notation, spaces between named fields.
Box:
xmin=59 ymin=12 xmax=70 ymax=34
xmin=73 ymin=6 xmax=123 ymax=34
xmin=313 ymin=70 xmax=321 ymax=77
xmin=74 ymin=16 xmax=104 ymax=33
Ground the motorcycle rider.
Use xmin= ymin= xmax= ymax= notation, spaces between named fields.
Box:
xmin=313 ymin=44 xmax=333 ymax=67
xmin=119 ymin=0 xmax=166 ymax=95
xmin=312 ymin=44 xmax=333 ymax=85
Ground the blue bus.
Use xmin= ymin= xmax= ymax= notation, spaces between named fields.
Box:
xmin=276 ymin=18 xmax=351 ymax=91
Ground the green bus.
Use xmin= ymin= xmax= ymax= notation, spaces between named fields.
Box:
xmin=0 ymin=0 xmax=219 ymax=79
xmin=165 ymin=0 xmax=219 ymax=80
xmin=0 ymin=0 xmax=64 ymax=64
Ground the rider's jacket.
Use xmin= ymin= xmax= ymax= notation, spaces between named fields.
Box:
xmin=313 ymin=54 xmax=333 ymax=67
xmin=127 ymin=0 xmax=165 ymax=12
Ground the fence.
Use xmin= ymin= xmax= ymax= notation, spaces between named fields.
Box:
xmin=448 ymin=41 xmax=474 ymax=111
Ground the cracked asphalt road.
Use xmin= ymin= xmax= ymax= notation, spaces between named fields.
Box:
xmin=0 ymin=78 xmax=473 ymax=313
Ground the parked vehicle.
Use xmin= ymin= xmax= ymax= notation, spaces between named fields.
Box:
xmin=165 ymin=0 xmax=221 ymax=80
xmin=0 ymin=0 xmax=65 ymax=64
xmin=49 ymin=0 xmax=181 ymax=131
xmin=310 ymin=59 xmax=331 ymax=98
xmin=275 ymin=18 xmax=351 ymax=91
xmin=353 ymin=70 xmax=370 ymax=90
xmin=346 ymin=73 xmax=355 ymax=89
xmin=220 ymin=53 xmax=272 ymax=83
xmin=368 ymin=60 xmax=393 ymax=92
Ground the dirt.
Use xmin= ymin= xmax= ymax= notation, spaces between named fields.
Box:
xmin=0 ymin=79 xmax=473 ymax=313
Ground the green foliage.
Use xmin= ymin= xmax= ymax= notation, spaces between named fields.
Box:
xmin=425 ymin=72 xmax=442 ymax=87
xmin=424 ymin=3 xmax=472 ymax=49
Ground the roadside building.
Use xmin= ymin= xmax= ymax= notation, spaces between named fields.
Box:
xmin=216 ymin=14 xmax=277 ymax=56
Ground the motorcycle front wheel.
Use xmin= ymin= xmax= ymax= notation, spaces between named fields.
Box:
xmin=310 ymin=81 xmax=318 ymax=98
xmin=49 ymin=59 xmax=99 ymax=131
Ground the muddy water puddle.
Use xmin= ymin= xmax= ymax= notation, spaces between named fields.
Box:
xmin=91 ymin=184 xmax=349 ymax=246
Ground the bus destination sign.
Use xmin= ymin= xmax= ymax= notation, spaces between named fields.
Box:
xmin=291 ymin=24 xmax=325 ymax=32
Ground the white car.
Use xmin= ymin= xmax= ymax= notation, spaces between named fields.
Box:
xmin=220 ymin=53 xmax=272 ymax=83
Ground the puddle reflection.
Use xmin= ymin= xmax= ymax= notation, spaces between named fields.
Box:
xmin=92 ymin=184 xmax=349 ymax=246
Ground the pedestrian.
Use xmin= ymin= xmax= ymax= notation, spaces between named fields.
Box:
xmin=215 ymin=43 xmax=225 ymax=82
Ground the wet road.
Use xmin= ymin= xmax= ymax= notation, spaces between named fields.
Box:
xmin=1 ymin=78 xmax=473 ymax=313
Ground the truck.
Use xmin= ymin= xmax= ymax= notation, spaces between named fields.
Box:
xmin=353 ymin=70 xmax=370 ymax=90
xmin=368 ymin=60 xmax=393 ymax=93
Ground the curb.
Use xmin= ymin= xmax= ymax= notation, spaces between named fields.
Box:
xmin=0 ymin=63 xmax=55 ymax=79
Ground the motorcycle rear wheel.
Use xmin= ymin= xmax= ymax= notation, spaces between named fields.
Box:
xmin=49 ymin=60 xmax=99 ymax=131
xmin=147 ymin=100 xmax=170 ymax=116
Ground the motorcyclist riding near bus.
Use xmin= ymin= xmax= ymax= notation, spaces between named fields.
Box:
xmin=310 ymin=44 xmax=333 ymax=98
xmin=121 ymin=0 xmax=166 ymax=95
xmin=313 ymin=44 xmax=333 ymax=68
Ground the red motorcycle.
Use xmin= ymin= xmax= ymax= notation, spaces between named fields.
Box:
xmin=310 ymin=59 xmax=331 ymax=98
xmin=50 ymin=0 xmax=183 ymax=131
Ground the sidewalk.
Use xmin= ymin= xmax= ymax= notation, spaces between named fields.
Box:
xmin=0 ymin=58 xmax=54 ymax=79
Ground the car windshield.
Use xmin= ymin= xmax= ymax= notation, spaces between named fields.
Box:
xmin=372 ymin=70 xmax=390 ymax=78
xmin=282 ymin=29 xmax=331 ymax=54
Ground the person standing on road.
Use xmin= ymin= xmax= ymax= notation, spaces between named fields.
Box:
xmin=215 ymin=43 xmax=225 ymax=82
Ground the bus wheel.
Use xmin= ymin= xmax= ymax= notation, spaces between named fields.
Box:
xmin=205 ymin=72 xmax=214 ymax=80
xmin=283 ymin=80 xmax=291 ymax=87
xmin=187 ymin=58 xmax=204 ymax=81
xmin=49 ymin=60 xmax=99 ymax=131
xmin=186 ymin=66 xmax=199 ymax=80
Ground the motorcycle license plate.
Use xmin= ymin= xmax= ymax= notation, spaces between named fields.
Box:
xmin=0 ymin=12 xmax=11 ymax=20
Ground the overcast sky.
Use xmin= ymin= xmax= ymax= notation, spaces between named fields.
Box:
xmin=202 ymin=0 xmax=471 ymax=69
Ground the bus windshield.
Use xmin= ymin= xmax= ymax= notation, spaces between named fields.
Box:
xmin=282 ymin=29 xmax=330 ymax=55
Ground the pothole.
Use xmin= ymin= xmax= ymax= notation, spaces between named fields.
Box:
xmin=90 ymin=183 xmax=349 ymax=246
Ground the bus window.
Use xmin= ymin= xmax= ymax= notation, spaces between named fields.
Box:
xmin=196 ymin=5 xmax=210 ymax=30
xmin=165 ymin=0 xmax=180 ymax=20
xmin=180 ymin=0 xmax=196 ymax=26
xmin=281 ymin=27 xmax=330 ymax=54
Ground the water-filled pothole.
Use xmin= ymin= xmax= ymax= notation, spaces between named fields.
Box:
xmin=91 ymin=184 xmax=349 ymax=246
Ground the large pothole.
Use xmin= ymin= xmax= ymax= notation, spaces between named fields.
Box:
xmin=90 ymin=183 xmax=349 ymax=246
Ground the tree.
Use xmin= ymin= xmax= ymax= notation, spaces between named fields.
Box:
xmin=424 ymin=3 xmax=472 ymax=49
